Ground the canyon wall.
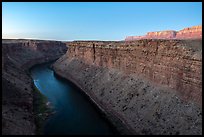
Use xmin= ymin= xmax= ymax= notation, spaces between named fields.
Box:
xmin=53 ymin=39 xmax=202 ymax=135
xmin=2 ymin=39 xmax=67 ymax=135
xmin=125 ymin=25 xmax=202 ymax=41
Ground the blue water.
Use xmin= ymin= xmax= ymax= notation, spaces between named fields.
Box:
xmin=30 ymin=62 xmax=117 ymax=135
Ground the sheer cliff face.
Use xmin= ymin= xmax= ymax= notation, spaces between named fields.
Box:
xmin=2 ymin=39 xmax=67 ymax=70
xmin=53 ymin=39 xmax=202 ymax=135
xmin=2 ymin=39 xmax=67 ymax=135
xmin=62 ymin=40 xmax=202 ymax=104
xmin=125 ymin=25 xmax=202 ymax=40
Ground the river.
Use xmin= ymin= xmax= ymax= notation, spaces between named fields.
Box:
xmin=30 ymin=62 xmax=118 ymax=135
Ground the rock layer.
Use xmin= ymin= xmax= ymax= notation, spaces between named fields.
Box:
xmin=53 ymin=39 xmax=202 ymax=135
xmin=176 ymin=26 xmax=202 ymax=39
xmin=2 ymin=39 xmax=67 ymax=135
xmin=125 ymin=25 xmax=202 ymax=40
xmin=146 ymin=31 xmax=177 ymax=39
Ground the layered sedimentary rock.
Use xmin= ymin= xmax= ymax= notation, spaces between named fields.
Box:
xmin=2 ymin=39 xmax=67 ymax=135
xmin=176 ymin=26 xmax=202 ymax=39
xmin=146 ymin=31 xmax=177 ymax=39
xmin=125 ymin=25 xmax=202 ymax=41
xmin=53 ymin=39 xmax=202 ymax=135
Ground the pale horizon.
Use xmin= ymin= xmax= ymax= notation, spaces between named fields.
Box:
xmin=2 ymin=2 xmax=202 ymax=41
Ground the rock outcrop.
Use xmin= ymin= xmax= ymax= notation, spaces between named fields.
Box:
xmin=2 ymin=39 xmax=67 ymax=135
xmin=146 ymin=31 xmax=177 ymax=39
xmin=53 ymin=39 xmax=202 ymax=135
xmin=125 ymin=25 xmax=202 ymax=41
xmin=176 ymin=26 xmax=202 ymax=39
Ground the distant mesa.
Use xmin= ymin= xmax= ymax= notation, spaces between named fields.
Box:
xmin=125 ymin=25 xmax=202 ymax=41
xmin=176 ymin=25 xmax=202 ymax=39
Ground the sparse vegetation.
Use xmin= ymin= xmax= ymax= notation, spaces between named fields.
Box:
xmin=33 ymin=84 xmax=52 ymax=135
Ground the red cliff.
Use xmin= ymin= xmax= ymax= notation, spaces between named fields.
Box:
xmin=176 ymin=25 xmax=202 ymax=39
xmin=125 ymin=25 xmax=202 ymax=41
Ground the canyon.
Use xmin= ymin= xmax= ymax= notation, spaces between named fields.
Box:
xmin=125 ymin=25 xmax=202 ymax=41
xmin=2 ymin=25 xmax=202 ymax=135
xmin=53 ymin=39 xmax=202 ymax=135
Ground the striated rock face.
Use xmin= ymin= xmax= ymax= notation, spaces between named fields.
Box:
xmin=53 ymin=39 xmax=202 ymax=135
xmin=176 ymin=26 xmax=202 ymax=39
xmin=146 ymin=31 xmax=177 ymax=39
xmin=2 ymin=39 xmax=67 ymax=70
xmin=2 ymin=39 xmax=67 ymax=135
xmin=125 ymin=25 xmax=202 ymax=41
xmin=58 ymin=40 xmax=202 ymax=104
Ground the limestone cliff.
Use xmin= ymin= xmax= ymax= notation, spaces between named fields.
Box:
xmin=53 ymin=39 xmax=202 ymax=135
xmin=2 ymin=39 xmax=67 ymax=135
xmin=125 ymin=25 xmax=202 ymax=40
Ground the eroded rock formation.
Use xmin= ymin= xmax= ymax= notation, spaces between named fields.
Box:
xmin=53 ymin=39 xmax=202 ymax=135
xmin=2 ymin=39 xmax=67 ymax=135
xmin=125 ymin=25 xmax=202 ymax=41
xmin=176 ymin=25 xmax=202 ymax=39
xmin=146 ymin=31 xmax=177 ymax=39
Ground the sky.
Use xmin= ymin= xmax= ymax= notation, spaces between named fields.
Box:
xmin=2 ymin=2 xmax=202 ymax=41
